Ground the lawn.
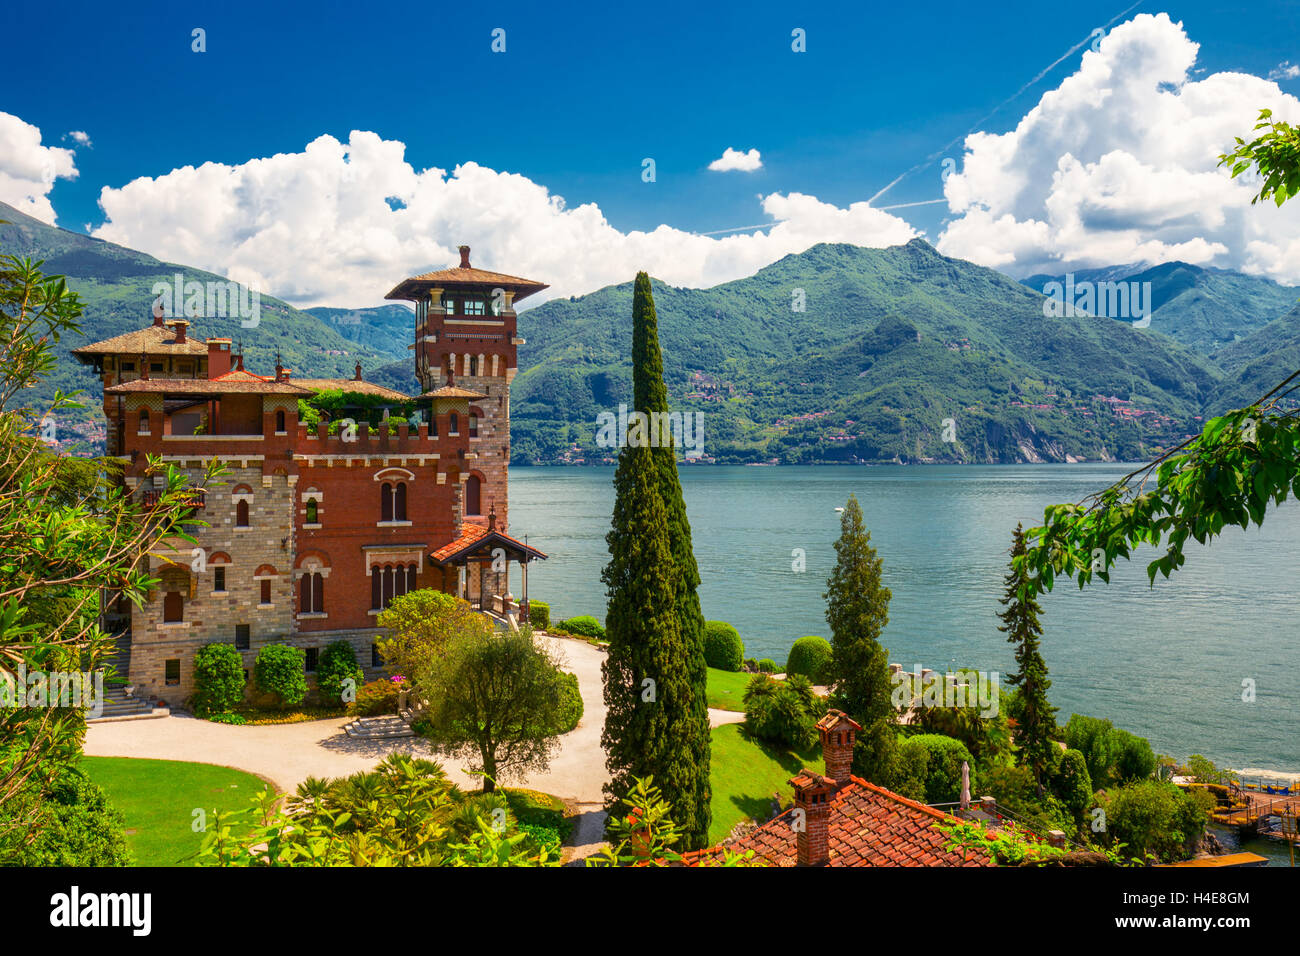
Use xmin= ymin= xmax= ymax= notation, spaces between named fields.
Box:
xmin=708 ymin=723 xmax=825 ymax=844
xmin=81 ymin=756 xmax=271 ymax=866
xmin=706 ymin=667 xmax=752 ymax=711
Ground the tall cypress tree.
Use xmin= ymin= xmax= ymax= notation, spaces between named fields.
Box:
xmin=601 ymin=272 xmax=711 ymax=848
xmin=999 ymin=523 xmax=1057 ymax=789
xmin=824 ymin=494 xmax=897 ymax=784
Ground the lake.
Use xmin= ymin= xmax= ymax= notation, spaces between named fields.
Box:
xmin=510 ymin=463 xmax=1299 ymax=778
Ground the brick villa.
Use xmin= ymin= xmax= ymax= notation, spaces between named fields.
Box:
xmin=73 ymin=247 xmax=547 ymax=705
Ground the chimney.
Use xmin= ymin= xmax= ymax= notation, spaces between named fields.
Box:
xmin=459 ymin=245 xmax=471 ymax=269
xmin=139 ymin=351 xmax=149 ymax=380
xmin=274 ymin=352 xmax=285 ymax=382
xmin=169 ymin=319 xmax=188 ymax=344
xmin=206 ymin=339 xmax=232 ymax=379
xmin=815 ymin=710 xmax=862 ymax=789
xmin=152 ymin=297 xmax=166 ymax=327
xmin=790 ymin=770 xmax=835 ymax=867
xmin=354 ymin=362 xmax=363 ymax=381
xmin=488 ymin=504 xmax=497 ymax=531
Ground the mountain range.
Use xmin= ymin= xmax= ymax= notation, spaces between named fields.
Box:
xmin=5 ymin=199 xmax=1299 ymax=464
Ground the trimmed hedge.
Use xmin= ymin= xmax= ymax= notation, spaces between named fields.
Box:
xmin=703 ymin=620 xmax=744 ymax=671
xmin=192 ymin=643 xmax=247 ymax=716
xmin=757 ymin=658 xmax=776 ymax=673
xmin=317 ymin=640 xmax=364 ymax=706
xmin=253 ymin=644 xmax=308 ymax=708
xmin=784 ymin=636 xmax=833 ymax=683
xmin=529 ymin=600 xmax=551 ymax=630
xmin=552 ymin=671 xmax=584 ymax=734
xmin=556 ymin=615 xmax=605 ymax=640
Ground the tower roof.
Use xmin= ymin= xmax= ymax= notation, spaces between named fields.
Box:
xmin=384 ymin=246 xmax=548 ymax=303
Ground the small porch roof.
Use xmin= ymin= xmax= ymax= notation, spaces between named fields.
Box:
xmin=429 ymin=523 xmax=547 ymax=566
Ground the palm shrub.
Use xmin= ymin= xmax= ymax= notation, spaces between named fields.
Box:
xmin=253 ymin=644 xmax=308 ymax=709
xmin=192 ymin=642 xmax=247 ymax=716
xmin=785 ymin=636 xmax=833 ymax=683
xmin=703 ymin=621 xmax=744 ymax=671
xmin=317 ymin=639 xmax=363 ymax=706
xmin=743 ymin=673 xmax=818 ymax=750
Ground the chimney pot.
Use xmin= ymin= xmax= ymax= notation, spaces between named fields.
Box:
xmin=459 ymin=245 xmax=471 ymax=269
xmin=355 ymin=362 xmax=362 ymax=381
xmin=152 ymin=298 xmax=166 ymax=327
xmin=790 ymin=771 xmax=835 ymax=867
xmin=816 ymin=709 xmax=862 ymax=789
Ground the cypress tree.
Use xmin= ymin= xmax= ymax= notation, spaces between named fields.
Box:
xmin=824 ymin=494 xmax=897 ymax=784
xmin=601 ymin=272 xmax=711 ymax=848
xmin=999 ymin=523 xmax=1058 ymax=789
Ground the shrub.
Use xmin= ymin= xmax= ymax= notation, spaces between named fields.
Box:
xmin=742 ymin=658 xmax=759 ymax=673
xmin=349 ymin=677 xmax=405 ymax=717
xmin=556 ymin=615 xmax=605 ymax=640
xmin=703 ymin=620 xmax=744 ymax=671
xmin=1110 ymin=729 xmax=1157 ymax=784
xmin=757 ymin=658 xmax=776 ymax=674
xmin=1095 ymin=780 xmax=1212 ymax=863
xmin=317 ymin=640 xmax=364 ymax=706
xmin=552 ymin=671 xmax=584 ymax=734
xmin=1051 ymin=748 xmax=1094 ymax=820
xmin=3 ymin=770 xmax=131 ymax=866
xmin=528 ymin=601 xmax=551 ymax=630
xmin=784 ymin=636 xmax=833 ymax=683
xmin=897 ymin=734 xmax=977 ymax=804
xmin=191 ymin=642 xmax=247 ymax=716
xmin=744 ymin=673 xmax=817 ymax=749
xmin=253 ymin=644 xmax=308 ymax=708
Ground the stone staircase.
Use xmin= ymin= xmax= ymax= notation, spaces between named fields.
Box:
xmin=343 ymin=715 xmax=416 ymax=739
xmin=92 ymin=635 xmax=161 ymax=720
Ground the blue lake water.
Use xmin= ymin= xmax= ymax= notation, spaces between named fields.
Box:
xmin=510 ymin=464 xmax=1299 ymax=777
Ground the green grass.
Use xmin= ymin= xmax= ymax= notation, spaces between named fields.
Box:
xmin=708 ymin=723 xmax=825 ymax=844
xmin=706 ymin=667 xmax=753 ymax=711
xmin=81 ymin=756 xmax=271 ymax=866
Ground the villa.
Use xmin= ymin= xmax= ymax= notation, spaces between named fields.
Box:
xmin=72 ymin=247 xmax=548 ymax=706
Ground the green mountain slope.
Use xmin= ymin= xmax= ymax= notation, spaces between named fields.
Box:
xmin=1207 ymin=304 xmax=1300 ymax=410
xmin=1021 ymin=261 xmax=1300 ymax=354
xmin=0 ymin=201 xmax=408 ymax=449
xmin=512 ymin=240 xmax=1224 ymax=464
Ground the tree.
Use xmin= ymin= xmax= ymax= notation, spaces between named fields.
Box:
xmin=823 ymin=494 xmax=896 ymax=783
xmin=0 ymin=244 xmax=220 ymax=858
xmin=999 ymin=524 xmax=1057 ymax=788
xmin=192 ymin=643 xmax=247 ymax=716
xmin=316 ymin=639 xmax=364 ymax=706
xmin=415 ymin=627 xmax=571 ymax=792
xmin=377 ymin=588 xmax=490 ymax=679
xmin=253 ymin=644 xmax=308 ymax=708
xmin=1094 ymin=780 xmax=1213 ymax=863
xmin=601 ymin=272 xmax=711 ymax=849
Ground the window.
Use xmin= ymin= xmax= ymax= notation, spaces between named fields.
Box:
xmin=260 ymin=579 xmax=272 ymax=604
xmin=463 ymin=297 xmax=485 ymax=316
xmin=381 ymin=482 xmax=393 ymax=521
xmin=407 ymin=563 xmax=417 ymax=593
xmin=275 ymin=409 xmax=286 ymax=432
xmin=235 ymin=624 xmax=250 ymax=650
xmin=449 ymin=412 xmax=459 ymax=436
xmin=138 ymin=408 xmax=150 ymax=434
xmin=371 ymin=566 xmax=382 ymax=610
xmin=165 ymin=659 xmax=180 ymax=686
xmin=214 ymin=566 xmax=226 ymax=592
xmin=122 ymin=361 xmax=135 ymax=372
xmin=179 ymin=363 xmax=193 ymax=375
xmin=236 ymin=500 xmax=250 ymax=527
xmin=305 ymin=647 xmax=318 ymax=672
xmin=151 ymin=362 xmax=164 ymax=374
xmin=469 ymin=414 xmax=478 ymax=438
xmin=371 ymin=643 xmax=383 ymax=668
xmin=466 ymin=475 xmax=481 ymax=516
xmin=163 ymin=591 xmax=183 ymax=623
xmin=469 ymin=355 xmax=478 ymax=376
xmin=394 ymin=482 xmax=407 ymax=521
xmin=305 ymin=498 xmax=318 ymax=524
xmin=300 ymin=573 xmax=323 ymax=614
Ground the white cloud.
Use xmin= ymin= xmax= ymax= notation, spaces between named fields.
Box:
xmin=937 ymin=13 xmax=1300 ymax=283
xmin=708 ymin=147 xmax=763 ymax=173
xmin=1268 ymin=61 xmax=1300 ymax=81
xmin=0 ymin=111 xmax=78 ymax=225
xmin=90 ymin=132 xmax=913 ymax=307
xmin=64 ymin=130 xmax=92 ymax=147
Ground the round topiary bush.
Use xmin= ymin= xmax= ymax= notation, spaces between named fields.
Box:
xmin=557 ymin=615 xmax=605 ymax=640
xmin=254 ymin=643 xmax=308 ymax=708
xmin=317 ymin=639 xmax=364 ymax=707
xmin=785 ymin=635 xmax=833 ymax=683
xmin=757 ymin=658 xmax=776 ymax=674
xmin=191 ymin=642 xmax=247 ymax=716
xmin=551 ymin=671 xmax=584 ymax=734
xmin=529 ymin=600 xmax=551 ymax=630
xmin=702 ymin=620 xmax=744 ymax=671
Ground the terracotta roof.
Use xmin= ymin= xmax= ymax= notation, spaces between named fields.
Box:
xmin=294 ymin=379 xmax=412 ymax=401
xmin=385 ymin=266 xmax=547 ymax=303
xmin=105 ymin=375 xmax=313 ymax=395
xmin=688 ymin=776 xmax=993 ymax=868
xmin=816 ymin=710 xmax=863 ymax=734
xmin=430 ymin=524 xmax=548 ymax=564
xmin=71 ymin=325 xmax=210 ymax=359
xmin=420 ymin=385 xmax=488 ymax=401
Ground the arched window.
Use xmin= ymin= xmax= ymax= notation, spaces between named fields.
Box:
xmin=394 ymin=482 xmax=407 ymax=521
xmin=381 ymin=482 xmax=393 ymax=521
xmin=468 ymin=414 xmax=478 ymax=438
xmin=407 ymin=563 xmax=417 ymax=594
xmin=163 ymin=591 xmax=183 ymax=622
xmin=449 ymin=412 xmax=459 ymax=436
xmin=236 ymin=500 xmax=250 ymax=527
xmin=138 ymin=408 xmax=150 ymax=434
xmin=305 ymin=498 xmax=318 ymax=524
xmin=469 ymin=355 xmax=478 ymax=376
xmin=300 ymin=573 xmax=323 ymax=613
xmin=371 ymin=567 xmax=382 ymax=610
xmin=466 ymin=475 xmax=481 ymax=516
xmin=275 ymin=409 xmax=286 ymax=432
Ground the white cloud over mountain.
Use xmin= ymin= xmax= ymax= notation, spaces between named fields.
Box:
xmin=708 ymin=147 xmax=763 ymax=172
xmin=0 ymin=111 xmax=78 ymax=225
xmin=937 ymin=13 xmax=1300 ymax=282
xmin=91 ymin=135 xmax=913 ymax=307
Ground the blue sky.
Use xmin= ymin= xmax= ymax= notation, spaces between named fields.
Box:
xmin=3 ymin=0 xmax=1300 ymax=305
